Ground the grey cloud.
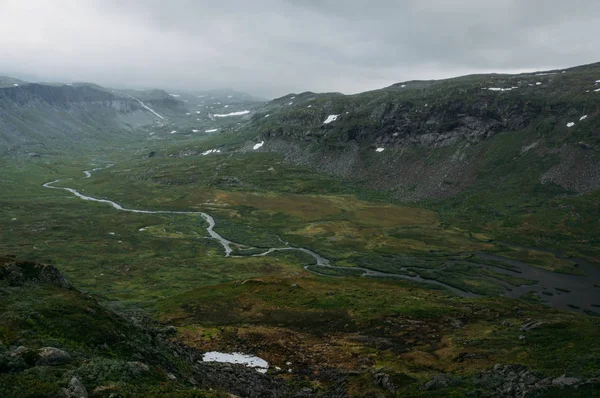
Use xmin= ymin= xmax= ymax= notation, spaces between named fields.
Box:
xmin=1 ymin=0 xmax=598 ymax=97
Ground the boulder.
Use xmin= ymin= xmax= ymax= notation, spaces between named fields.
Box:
xmin=62 ymin=376 xmax=88 ymax=398
xmin=552 ymin=375 xmax=581 ymax=387
xmin=424 ymin=374 xmax=454 ymax=391
xmin=36 ymin=347 xmax=71 ymax=366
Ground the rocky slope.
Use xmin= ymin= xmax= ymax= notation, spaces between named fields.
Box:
xmin=240 ymin=62 xmax=600 ymax=201
xmin=3 ymin=256 xmax=598 ymax=397
xmin=0 ymin=83 xmax=184 ymax=155
xmin=0 ymin=256 xmax=293 ymax=397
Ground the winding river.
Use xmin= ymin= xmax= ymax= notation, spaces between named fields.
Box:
xmin=42 ymin=166 xmax=600 ymax=313
xmin=42 ymin=166 xmax=479 ymax=297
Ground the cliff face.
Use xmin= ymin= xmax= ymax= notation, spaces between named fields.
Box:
xmin=241 ymin=63 xmax=600 ymax=200
xmin=0 ymin=84 xmax=165 ymax=154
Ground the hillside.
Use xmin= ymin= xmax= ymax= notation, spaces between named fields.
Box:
xmin=0 ymin=257 xmax=293 ymax=397
xmin=0 ymin=84 xmax=159 ymax=155
xmin=159 ymin=62 xmax=599 ymax=263
xmin=241 ymin=63 xmax=599 ymax=200
xmin=1 ymin=62 xmax=600 ymax=397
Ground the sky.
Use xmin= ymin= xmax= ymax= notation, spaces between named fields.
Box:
xmin=1 ymin=0 xmax=599 ymax=98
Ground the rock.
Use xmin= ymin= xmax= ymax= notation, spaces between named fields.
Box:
xmin=35 ymin=347 xmax=71 ymax=366
xmin=0 ymin=261 xmax=71 ymax=288
xmin=167 ymin=373 xmax=177 ymax=381
xmin=373 ymin=372 xmax=397 ymax=393
xmin=552 ymin=375 xmax=581 ymax=387
xmin=291 ymin=284 xmax=299 ymax=288
xmin=128 ymin=361 xmax=150 ymax=375
xmin=63 ymin=376 xmax=88 ymax=398
xmin=472 ymin=364 xmax=545 ymax=397
xmin=295 ymin=387 xmax=313 ymax=397
xmin=161 ymin=326 xmax=177 ymax=336
xmin=9 ymin=345 xmax=31 ymax=357
xmin=520 ymin=320 xmax=545 ymax=332
xmin=424 ymin=374 xmax=453 ymax=390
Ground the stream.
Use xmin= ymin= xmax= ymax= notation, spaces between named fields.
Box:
xmin=42 ymin=167 xmax=600 ymax=313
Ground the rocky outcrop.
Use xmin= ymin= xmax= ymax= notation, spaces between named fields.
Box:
xmin=62 ymin=376 xmax=88 ymax=398
xmin=0 ymin=259 xmax=71 ymax=288
xmin=35 ymin=347 xmax=72 ymax=366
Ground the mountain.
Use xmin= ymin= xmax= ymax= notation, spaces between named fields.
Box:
xmin=241 ymin=63 xmax=600 ymax=201
xmin=2 ymin=62 xmax=600 ymax=397
xmin=0 ymin=76 xmax=27 ymax=88
xmin=0 ymin=80 xmax=266 ymax=155
xmin=0 ymin=83 xmax=167 ymax=155
xmin=161 ymin=62 xmax=599 ymax=266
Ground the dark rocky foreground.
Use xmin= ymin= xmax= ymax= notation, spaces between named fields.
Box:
xmin=2 ymin=257 xmax=599 ymax=397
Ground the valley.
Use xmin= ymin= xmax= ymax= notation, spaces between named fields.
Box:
xmin=1 ymin=63 xmax=600 ymax=397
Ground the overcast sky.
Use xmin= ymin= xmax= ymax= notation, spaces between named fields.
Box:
xmin=1 ymin=0 xmax=599 ymax=98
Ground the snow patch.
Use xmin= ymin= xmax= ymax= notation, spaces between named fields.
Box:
xmin=487 ymin=87 xmax=518 ymax=92
xmin=202 ymin=149 xmax=221 ymax=156
xmin=323 ymin=114 xmax=339 ymax=124
xmin=138 ymin=227 xmax=147 ymax=232
xmin=307 ymin=105 xmax=312 ymax=108
xmin=401 ymin=84 xmax=406 ymax=88
xmin=579 ymin=115 xmax=587 ymax=121
xmin=535 ymin=82 xmax=542 ymax=85
xmin=376 ymin=148 xmax=385 ymax=152
xmin=566 ymin=122 xmax=575 ymax=128
xmin=169 ymin=130 xmax=177 ymax=134
xmin=129 ymin=96 xmax=165 ymax=120
xmin=13 ymin=83 xmax=19 ymax=87
xmin=169 ymin=94 xmax=180 ymax=97
xmin=288 ymin=102 xmax=293 ymax=105
xmin=202 ymin=352 xmax=268 ymax=374
xmin=214 ymin=110 xmax=250 ymax=117
xmin=205 ymin=129 xmax=218 ymax=133
xmin=192 ymin=129 xmax=199 ymax=132
xmin=253 ymin=141 xmax=264 ymax=150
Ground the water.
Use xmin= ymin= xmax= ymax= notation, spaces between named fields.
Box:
xmin=42 ymin=167 xmax=600 ymax=312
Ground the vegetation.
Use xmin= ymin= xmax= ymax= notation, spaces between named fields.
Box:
xmin=1 ymin=63 xmax=600 ymax=396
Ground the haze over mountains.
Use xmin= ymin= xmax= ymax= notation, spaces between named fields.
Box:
xmin=2 ymin=61 xmax=599 ymax=200
xmin=2 ymin=59 xmax=600 ymax=396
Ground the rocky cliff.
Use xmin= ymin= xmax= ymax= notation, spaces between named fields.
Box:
xmin=242 ymin=63 xmax=600 ymax=201
xmin=0 ymin=83 xmax=182 ymax=155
